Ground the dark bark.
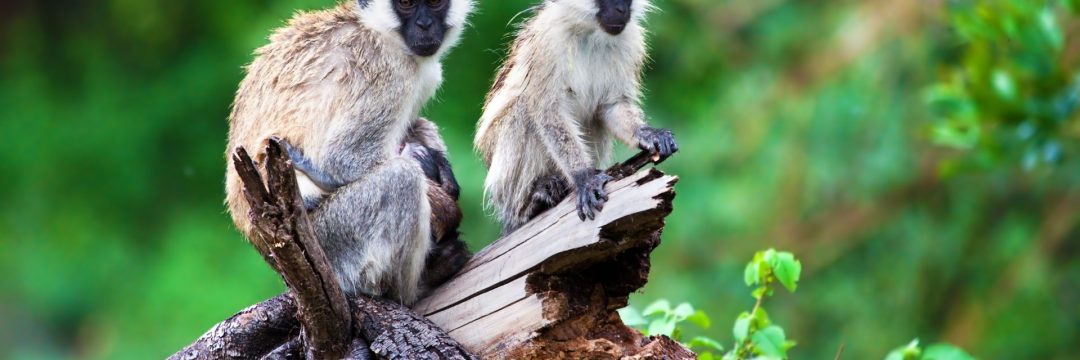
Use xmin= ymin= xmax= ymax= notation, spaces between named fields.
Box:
xmin=169 ymin=294 xmax=299 ymax=360
xmin=232 ymin=140 xmax=352 ymax=359
xmin=174 ymin=148 xmax=691 ymax=359
xmin=352 ymin=296 xmax=478 ymax=360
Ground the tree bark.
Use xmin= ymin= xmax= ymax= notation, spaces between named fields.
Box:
xmin=173 ymin=148 xmax=693 ymax=359
xmin=412 ymin=168 xmax=689 ymax=359
xmin=232 ymin=140 xmax=353 ymax=359
xmin=170 ymin=294 xmax=299 ymax=360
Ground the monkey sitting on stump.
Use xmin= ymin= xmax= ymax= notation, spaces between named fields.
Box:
xmin=226 ymin=0 xmax=474 ymax=305
xmin=475 ymin=0 xmax=677 ymax=233
xmin=282 ymin=118 xmax=469 ymax=293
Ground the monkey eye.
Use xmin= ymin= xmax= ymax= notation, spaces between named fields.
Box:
xmin=399 ymin=0 xmax=415 ymax=9
xmin=426 ymin=0 xmax=444 ymax=7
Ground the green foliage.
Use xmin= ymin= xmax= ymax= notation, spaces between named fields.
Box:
xmin=618 ymin=299 xmax=720 ymax=353
xmin=927 ymin=0 xmax=1080 ymax=172
xmin=3 ymin=0 xmax=1079 ymax=359
xmin=622 ymin=249 xmax=800 ymax=359
xmin=725 ymin=249 xmax=800 ymax=360
xmin=886 ymin=339 xmax=975 ymax=360
xmin=626 ymin=251 xmax=981 ymax=360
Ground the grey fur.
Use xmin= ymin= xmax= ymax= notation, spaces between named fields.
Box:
xmin=475 ymin=0 xmax=674 ymax=232
xmin=226 ymin=1 xmax=473 ymax=305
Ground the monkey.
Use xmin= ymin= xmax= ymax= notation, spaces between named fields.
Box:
xmin=282 ymin=118 xmax=470 ymax=292
xmin=225 ymin=0 xmax=474 ymax=305
xmin=475 ymin=0 xmax=678 ymax=233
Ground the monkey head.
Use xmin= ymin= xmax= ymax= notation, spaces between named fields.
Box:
xmin=358 ymin=0 xmax=474 ymax=57
xmin=595 ymin=0 xmax=632 ymax=35
xmin=553 ymin=0 xmax=650 ymax=36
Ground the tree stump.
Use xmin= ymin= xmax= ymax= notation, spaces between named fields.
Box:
xmin=172 ymin=144 xmax=693 ymax=359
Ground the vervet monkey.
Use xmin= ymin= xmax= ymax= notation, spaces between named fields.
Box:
xmin=476 ymin=0 xmax=677 ymax=233
xmin=226 ymin=0 xmax=473 ymax=305
xmin=283 ymin=119 xmax=469 ymax=292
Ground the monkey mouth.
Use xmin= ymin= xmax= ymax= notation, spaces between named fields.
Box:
xmin=411 ymin=41 xmax=442 ymax=57
xmin=599 ymin=22 xmax=627 ymax=35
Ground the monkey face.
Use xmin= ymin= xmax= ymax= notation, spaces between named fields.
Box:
xmin=594 ymin=0 xmax=632 ymax=35
xmin=392 ymin=0 xmax=451 ymax=57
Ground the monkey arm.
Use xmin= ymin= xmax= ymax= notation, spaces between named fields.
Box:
xmin=280 ymin=138 xmax=346 ymax=193
xmin=531 ymin=101 xmax=593 ymax=178
xmin=599 ymin=100 xmax=648 ymax=147
xmin=600 ymin=101 xmax=679 ymax=161
xmin=530 ymin=100 xmax=611 ymax=221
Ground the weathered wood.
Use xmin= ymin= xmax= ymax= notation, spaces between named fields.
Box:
xmin=353 ymin=296 xmax=478 ymax=360
xmin=169 ymin=294 xmax=299 ymax=360
xmin=412 ymin=166 xmax=685 ymax=359
xmin=232 ymin=140 xmax=353 ymax=359
xmin=175 ymin=149 xmax=692 ymax=359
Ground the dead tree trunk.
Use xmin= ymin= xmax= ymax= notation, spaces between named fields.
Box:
xmin=172 ymin=143 xmax=693 ymax=359
xmin=413 ymin=168 xmax=689 ymax=359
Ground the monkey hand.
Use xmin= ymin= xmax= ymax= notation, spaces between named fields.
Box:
xmin=572 ymin=169 xmax=613 ymax=221
xmin=403 ymin=142 xmax=461 ymax=199
xmin=634 ymin=126 xmax=679 ymax=162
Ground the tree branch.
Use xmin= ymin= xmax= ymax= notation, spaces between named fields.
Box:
xmin=169 ymin=293 xmax=299 ymax=360
xmin=232 ymin=140 xmax=352 ymax=359
xmin=174 ymin=149 xmax=691 ymax=359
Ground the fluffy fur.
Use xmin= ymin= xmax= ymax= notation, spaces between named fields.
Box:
xmin=475 ymin=0 xmax=653 ymax=232
xmin=226 ymin=0 xmax=472 ymax=304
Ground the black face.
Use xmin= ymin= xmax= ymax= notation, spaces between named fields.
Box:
xmin=392 ymin=0 xmax=451 ymax=57
xmin=595 ymin=0 xmax=631 ymax=35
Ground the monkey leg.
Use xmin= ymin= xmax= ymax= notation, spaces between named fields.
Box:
xmin=522 ymin=174 xmax=573 ymax=221
xmin=310 ymin=157 xmax=432 ymax=305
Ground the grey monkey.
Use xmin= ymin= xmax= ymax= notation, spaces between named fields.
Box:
xmin=226 ymin=0 xmax=474 ymax=305
xmin=475 ymin=0 xmax=677 ymax=233
xmin=283 ymin=118 xmax=468 ymax=292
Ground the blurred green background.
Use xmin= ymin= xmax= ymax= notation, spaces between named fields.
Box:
xmin=2 ymin=0 xmax=1078 ymax=358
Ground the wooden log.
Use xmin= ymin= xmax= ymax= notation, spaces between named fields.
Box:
xmin=412 ymin=168 xmax=689 ymax=359
xmin=174 ymin=149 xmax=693 ymax=359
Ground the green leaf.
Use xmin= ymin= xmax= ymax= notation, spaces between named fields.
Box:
xmin=992 ymin=69 xmax=1017 ymax=100
xmin=744 ymin=259 xmax=761 ymax=286
xmin=688 ymin=336 xmax=725 ymax=352
xmin=686 ymin=310 xmax=711 ymax=329
xmin=923 ymin=343 xmax=975 ymax=360
xmin=643 ymin=299 xmax=672 ymax=316
xmin=699 ymin=352 xmax=716 ymax=360
xmin=648 ymin=318 xmax=676 ymax=337
xmin=618 ymin=306 xmax=648 ymax=328
xmin=673 ymin=302 xmax=695 ymax=320
xmin=884 ymin=339 xmax=921 ymax=360
xmin=1039 ymin=7 xmax=1064 ymax=49
xmin=763 ymin=249 xmax=778 ymax=268
xmin=772 ymin=252 xmax=802 ymax=292
xmin=750 ymin=326 xmax=787 ymax=358
xmin=733 ymin=312 xmax=752 ymax=342
xmin=751 ymin=286 xmax=768 ymax=299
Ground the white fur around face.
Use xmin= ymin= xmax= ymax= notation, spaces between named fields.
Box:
xmin=356 ymin=0 xmax=475 ymax=59
xmin=357 ymin=0 xmax=401 ymax=35
xmin=549 ymin=0 xmax=654 ymax=33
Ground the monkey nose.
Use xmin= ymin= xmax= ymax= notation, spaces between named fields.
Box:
xmin=417 ymin=17 xmax=434 ymax=30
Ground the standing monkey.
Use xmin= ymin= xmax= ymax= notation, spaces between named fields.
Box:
xmin=476 ymin=0 xmax=677 ymax=233
xmin=226 ymin=0 xmax=473 ymax=305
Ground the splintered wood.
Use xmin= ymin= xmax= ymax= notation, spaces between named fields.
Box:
xmin=413 ymin=169 xmax=689 ymax=359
